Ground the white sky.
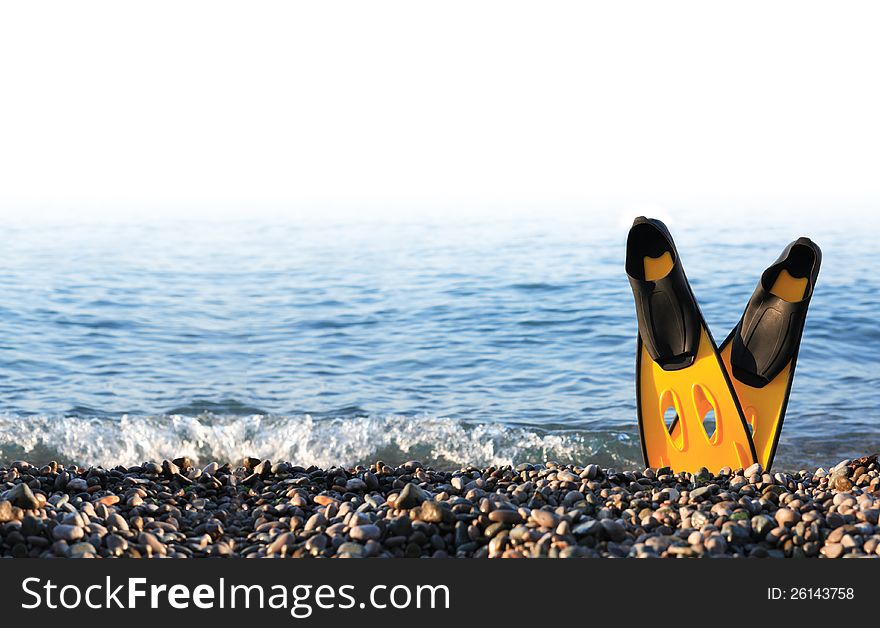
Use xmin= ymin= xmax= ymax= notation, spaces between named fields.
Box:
xmin=1 ymin=1 xmax=879 ymax=221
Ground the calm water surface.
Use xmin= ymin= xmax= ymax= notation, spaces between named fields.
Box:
xmin=0 ymin=213 xmax=876 ymax=470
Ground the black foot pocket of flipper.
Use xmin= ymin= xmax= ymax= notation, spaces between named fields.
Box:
xmin=626 ymin=217 xmax=700 ymax=371
xmin=730 ymin=237 xmax=822 ymax=388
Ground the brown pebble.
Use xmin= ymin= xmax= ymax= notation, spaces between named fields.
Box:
xmin=488 ymin=509 xmax=523 ymax=525
xmin=822 ymin=542 xmax=844 ymax=558
xmin=775 ymin=508 xmax=801 ymax=526
xmin=530 ymin=509 xmax=559 ymax=528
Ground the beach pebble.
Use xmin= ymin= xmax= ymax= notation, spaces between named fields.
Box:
xmin=530 ymin=509 xmax=559 ymax=528
xmin=601 ymin=519 xmax=626 ymax=542
xmin=106 ymin=513 xmax=129 ymax=533
xmin=346 ymin=478 xmax=367 ymax=492
xmin=53 ymin=524 xmax=84 ymax=542
xmin=305 ymin=513 xmax=327 ymax=531
xmin=337 ymin=542 xmax=365 ymax=557
xmin=395 ymin=483 xmax=428 ymax=509
xmin=571 ymin=520 xmax=602 ymax=536
xmin=488 ymin=509 xmax=522 ymax=525
xmin=22 ymin=515 xmax=43 ymax=536
xmin=268 ymin=532 xmax=296 ymax=554
xmin=350 ymin=525 xmax=381 ymax=541
xmin=417 ymin=501 xmax=445 ymax=523
xmin=66 ymin=478 xmax=88 ymax=492
xmin=690 ymin=486 xmax=713 ymax=500
xmin=751 ymin=515 xmax=775 ymax=538
xmin=162 ymin=460 xmax=180 ymax=477
xmin=705 ymin=534 xmax=727 ymax=555
xmin=556 ymin=471 xmax=579 ymax=483
xmin=690 ymin=511 xmax=710 ymax=528
xmin=139 ymin=532 xmax=167 ymax=556
xmin=8 ymin=484 xmax=40 ymax=510
xmin=729 ymin=476 xmax=749 ymax=491
xmin=663 ymin=488 xmax=681 ymax=502
xmin=775 ymin=508 xmax=801 ymax=526
xmin=106 ymin=534 xmax=128 ymax=556
xmin=745 ymin=463 xmax=763 ymax=476
xmin=0 ymin=501 xmax=15 ymax=523
xmin=822 ymin=543 xmax=844 ymax=559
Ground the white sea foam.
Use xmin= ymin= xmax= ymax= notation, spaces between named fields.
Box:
xmin=0 ymin=413 xmax=639 ymax=470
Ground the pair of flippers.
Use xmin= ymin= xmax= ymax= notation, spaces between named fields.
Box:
xmin=626 ymin=217 xmax=821 ymax=473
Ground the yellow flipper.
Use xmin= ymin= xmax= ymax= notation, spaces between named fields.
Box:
xmin=669 ymin=271 xmax=807 ymax=466
xmin=717 ymin=343 xmax=792 ymax=468
xmin=638 ymin=329 xmax=756 ymax=473
xmin=627 ymin=217 xmax=757 ymax=473
xmin=667 ymin=240 xmax=821 ymax=471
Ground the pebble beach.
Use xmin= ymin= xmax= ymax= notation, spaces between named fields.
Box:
xmin=1 ymin=456 xmax=878 ymax=559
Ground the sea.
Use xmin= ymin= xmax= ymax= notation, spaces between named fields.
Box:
xmin=0 ymin=210 xmax=877 ymax=471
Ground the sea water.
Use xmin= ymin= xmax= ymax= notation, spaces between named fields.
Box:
xmin=0 ymin=211 xmax=876 ymax=470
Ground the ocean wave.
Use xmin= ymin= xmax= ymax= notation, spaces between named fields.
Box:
xmin=0 ymin=413 xmax=642 ymax=470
